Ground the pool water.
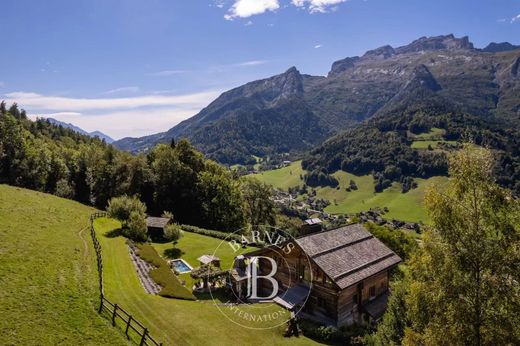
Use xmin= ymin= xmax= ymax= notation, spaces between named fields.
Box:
xmin=171 ymin=259 xmax=192 ymax=273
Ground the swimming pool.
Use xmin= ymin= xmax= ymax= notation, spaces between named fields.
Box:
xmin=170 ymin=259 xmax=193 ymax=274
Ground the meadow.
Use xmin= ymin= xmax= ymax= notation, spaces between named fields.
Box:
xmin=0 ymin=185 xmax=127 ymax=345
xmin=249 ymin=161 xmax=448 ymax=223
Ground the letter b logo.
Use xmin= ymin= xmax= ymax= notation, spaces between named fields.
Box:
xmin=247 ymin=256 xmax=279 ymax=300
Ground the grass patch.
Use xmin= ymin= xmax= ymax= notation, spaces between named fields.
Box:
xmin=0 ymin=185 xmax=127 ymax=345
xmin=408 ymin=127 xmax=446 ymax=140
xmin=411 ymin=140 xmax=457 ymax=149
xmin=247 ymin=160 xmax=304 ymax=190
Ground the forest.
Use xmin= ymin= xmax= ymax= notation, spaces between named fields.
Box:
xmin=0 ymin=102 xmax=275 ymax=232
xmin=303 ymin=104 xmax=520 ymax=195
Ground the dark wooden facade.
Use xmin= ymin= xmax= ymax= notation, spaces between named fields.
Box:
xmin=235 ymin=224 xmax=401 ymax=326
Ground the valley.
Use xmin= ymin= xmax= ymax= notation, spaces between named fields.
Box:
xmin=250 ymin=161 xmax=448 ymax=223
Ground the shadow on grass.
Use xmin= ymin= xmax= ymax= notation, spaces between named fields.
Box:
xmin=163 ymin=247 xmax=184 ymax=259
xmin=104 ymin=228 xmax=123 ymax=238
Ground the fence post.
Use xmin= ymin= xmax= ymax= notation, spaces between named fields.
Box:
xmin=112 ymin=304 xmax=118 ymax=326
xmin=125 ymin=315 xmax=132 ymax=338
xmin=98 ymin=294 xmax=104 ymax=313
xmin=140 ymin=328 xmax=148 ymax=346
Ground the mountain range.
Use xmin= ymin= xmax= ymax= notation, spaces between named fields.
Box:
xmin=47 ymin=118 xmax=115 ymax=143
xmin=113 ymin=34 xmax=520 ymax=165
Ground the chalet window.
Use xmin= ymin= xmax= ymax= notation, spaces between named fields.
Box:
xmin=380 ymin=281 xmax=386 ymax=290
xmin=352 ymin=294 xmax=358 ymax=305
xmin=369 ymin=286 xmax=376 ymax=298
xmin=317 ymin=297 xmax=326 ymax=308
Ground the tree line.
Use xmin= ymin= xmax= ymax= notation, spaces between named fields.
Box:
xmin=0 ymin=102 xmax=275 ymax=232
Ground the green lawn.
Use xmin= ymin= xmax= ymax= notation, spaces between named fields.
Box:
xmin=95 ymin=218 xmax=318 ymax=345
xmin=411 ymin=140 xmax=457 ymax=149
xmin=249 ymin=163 xmax=448 ymax=223
xmin=151 ymin=231 xmax=254 ymax=291
xmin=408 ymin=127 xmax=446 ymax=140
xmin=248 ymin=161 xmax=305 ymax=190
xmin=0 ymin=185 xmax=127 ymax=346
xmin=321 ymin=173 xmax=449 ymax=223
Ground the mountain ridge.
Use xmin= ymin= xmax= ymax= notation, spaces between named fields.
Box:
xmin=47 ymin=118 xmax=115 ymax=143
xmin=113 ymin=34 xmax=520 ymax=164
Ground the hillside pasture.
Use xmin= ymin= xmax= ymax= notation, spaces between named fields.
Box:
xmin=249 ymin=163 xmax=448 ymax=223
xmin=0 ymin=185 xmax=127 ymax=346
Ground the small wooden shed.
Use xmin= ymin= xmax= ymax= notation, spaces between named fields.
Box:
xmin=145 ymin=216 xmax=171 ymax=241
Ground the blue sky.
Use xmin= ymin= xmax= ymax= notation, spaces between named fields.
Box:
xmin=1 ymin=0 xmax=519 ymax=139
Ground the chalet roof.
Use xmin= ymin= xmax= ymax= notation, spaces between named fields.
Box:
xmin=295 ymin=224 xmax=401 ymax=289
xmin=145 ymin=216 xmax=170 ymax=229
xmin=198 ymin=255 xmax=220 ymax=265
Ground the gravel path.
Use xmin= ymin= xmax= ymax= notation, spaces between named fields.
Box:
xmin=128 ymin=243 xmax=162 ymax=294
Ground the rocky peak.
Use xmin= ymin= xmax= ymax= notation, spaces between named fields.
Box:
xmin=482 ymin=42 xmax=520 ymax=53
xmin=328 ymin=56 xmax=360 ymax=77
xmin=271 ymin=66 xmax=304 ymax=99
xmin=362 ymin=45 xmax=395 ymax=60
xmin=395 ymin=34 xmax=474 ymax=54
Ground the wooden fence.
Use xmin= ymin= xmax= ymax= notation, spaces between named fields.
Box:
xmin=89 ymin=212 xmax=163 ymax=346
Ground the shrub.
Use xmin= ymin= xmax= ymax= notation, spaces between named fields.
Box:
xmin=164 ymin=223 xmax=183 ymax=243
xmin=123 ymin=211 xmax=148 ymax=242
xmin=106 ymin=195 xmax=146 ymax=226
xmin=180 ymin=224 xmax=243 ymax=242
xmin=300 ymin=320 xmax=369 ymax=344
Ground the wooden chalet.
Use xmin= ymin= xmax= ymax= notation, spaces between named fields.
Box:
xmin=230 ymin=224 xmax=402 ymax=326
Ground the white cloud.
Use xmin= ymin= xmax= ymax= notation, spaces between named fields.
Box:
xmin=3 ymin=90 xmax=219 ymax=111
xmin=237 ymin=60 xmax=267 ymax=66
xmin=314 ymin=44 xmax=322 ymax=49
xmin=148 ymin=70 xmax=188 ymax=76
xmin=105 ymin=86 xmax=140 ymax=94
xmin=512 ymin=14 xmax=520 ymax=23
xmin=32 ymin=108 xmax=202 ymax=139
xmin=245 ymin=20 xmax=254 ymax=26
xmin=291 ymin=0 xmax=346 ymax=13
xmin=214 ymin=0 xmax=226 ymax=8
xmin=224 ymin=0 xmax=279 ymax=20
xmin=6 ymin=89 xmax=223 ymax=139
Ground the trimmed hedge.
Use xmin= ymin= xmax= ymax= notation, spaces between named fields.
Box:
xmin=135 ymin=243 xmax=196 ymax=300
xmin=180 ymin=224 xmax=244 ymax=242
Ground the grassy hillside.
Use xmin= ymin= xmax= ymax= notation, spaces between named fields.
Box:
xmin=249 ymin=162 xmax=448 ymax=223
xmin=0 ymin=185 xmax=127 ymax=346
xmin=95 ymin=218 xmax=317 ymax=345
xmin=251 ymin=161 xmax=305 ymax=190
